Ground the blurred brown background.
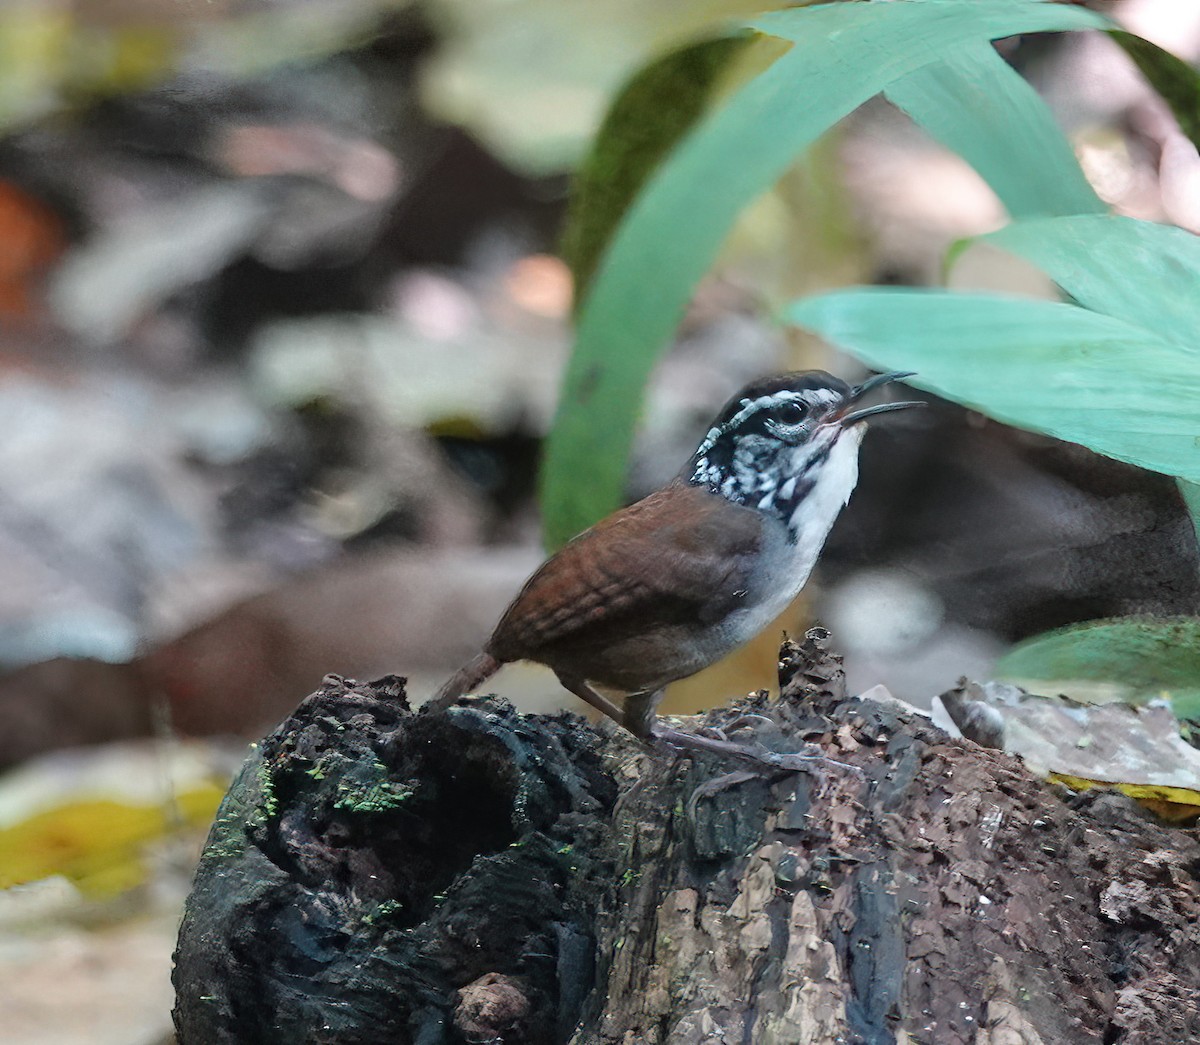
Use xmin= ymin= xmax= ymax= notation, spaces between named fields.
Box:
xmin=0 ymin=1 xmax=1198 ymax=1041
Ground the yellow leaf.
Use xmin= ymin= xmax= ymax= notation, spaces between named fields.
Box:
xmin=1048 ymin=773 xmax=1200 ymax=825
xmin=0 ymin=784 xmax=225 ymax=898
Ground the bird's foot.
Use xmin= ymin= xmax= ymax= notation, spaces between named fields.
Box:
xmin=653 ymin=722 xmax=858 ymax=775
xmin=651 ymin=722 xmax=864 ymax=815
xmin=694 ymin=714 xmax=776 ymax=745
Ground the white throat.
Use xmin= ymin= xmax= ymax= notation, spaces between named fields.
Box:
xmin=712 ymin=426 xmax=865 ymax=657
xmin=786 ymin=426 xmax=863 ymax=549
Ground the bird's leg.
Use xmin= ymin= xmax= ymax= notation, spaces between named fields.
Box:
xmin=651 ymin=723 xmax=836 ymax=770
xmin=555 ymin=677 xmax=669 ymax=745
xmin=555 ymin=673 xmax=627 ymax=726
xmin=555 ymin=675 xmax=860 ymax=797
xmin=620 ymin=689 xmax=664 ymax=740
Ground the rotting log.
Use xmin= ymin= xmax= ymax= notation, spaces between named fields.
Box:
xmin=173 ymin=632 xmax=1200 ymax=1044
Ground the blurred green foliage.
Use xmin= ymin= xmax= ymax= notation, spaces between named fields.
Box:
xmin=561 ymin=32 xmax=755 ymax=312
xmin=542 ymin=0 xmax=1108 ymax=549
xmin=1111 ymin=31 xmax=1200 ymax=149
xmin=548 ymin=0 xmax=1200 ymax=716
xmin=788 ymin=214 xmax=1200 ymax=487
xmin=792 ymin=212 xmax=1200 ymax=710
xmin=420 ymin=0 xmax=774 ymax=173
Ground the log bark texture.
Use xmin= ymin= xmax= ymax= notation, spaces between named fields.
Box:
xmin=173 ymin=635 xmax=1200 ymax=1045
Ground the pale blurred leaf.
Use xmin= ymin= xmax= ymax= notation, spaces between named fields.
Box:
xmin=996 ymin=617 xmax=1200 ymax=718
xmin=937 ymin=679 xmax=1200 ymax=819
xmin=49 ymin=182 xmax=273 ymax=343
xmin=420 ymin=0 xmax=770 ymax=174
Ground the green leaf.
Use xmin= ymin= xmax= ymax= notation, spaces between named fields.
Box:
xmin=1111 ymin=31 xmax=1200 ymax=151
xmin=562 ymin=32 xmax=754 ymax=311
xmin=971 ymin=214 xmax=1200 ymax=551
xmin=980 ymin=213 xmax=1200 ymax=346
xmin=541 ymin=0 xmax=1110 ymax=548
xmin=784 ymin=288 xmax=1200 ymax=484
xmin=996 ymin=616 xmax=1200 ymax=719
xmin=884 ymin=41 xmax=1104 ymax=220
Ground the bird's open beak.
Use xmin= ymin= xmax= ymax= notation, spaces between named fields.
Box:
xmin=838 ymin=370 xmax=924 ymax=426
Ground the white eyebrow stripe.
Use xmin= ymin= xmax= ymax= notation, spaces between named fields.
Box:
xmin=694 ymin=388 xmax=838 ymax=457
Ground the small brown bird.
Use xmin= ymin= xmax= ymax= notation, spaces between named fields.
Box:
xmin=428 ymin=370 xmax=920 ymax=755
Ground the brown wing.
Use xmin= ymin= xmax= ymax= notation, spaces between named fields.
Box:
xmin=487 ymin=480 xmax=763 ymax=663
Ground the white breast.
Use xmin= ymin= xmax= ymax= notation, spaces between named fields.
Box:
xmin=784 ymin=427 xmax=863 ymax=571
xmin=709 ymin=428 xmax=864 ymax=652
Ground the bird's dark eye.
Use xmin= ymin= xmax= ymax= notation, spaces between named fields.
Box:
xmin=775 ymin=401 xmax=807 ymax=425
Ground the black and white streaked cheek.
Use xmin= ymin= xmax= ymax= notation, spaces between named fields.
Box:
xmin=691 ymin=420 xmax=843 ymax=528
xmin=692 ymin=389 xmax=839 ymax=460
xmin=691 ymin=433 xmax=773 ymax=502
xmin=689 ymin=388 xmax=839 ymax=498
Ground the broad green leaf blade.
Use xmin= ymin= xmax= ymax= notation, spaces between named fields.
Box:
xmin=1111 ymin=31 xmax=1200 ymax=151
xmin=981 ymin=213 xmax=1200 ymax=347
xmin=884 ymin=42 xmax=1104 ymax=220
xmin=785 ymin=288 xmax=1200 ymax=483
xmin=543 ymin=0 xmax=1110 ymax=547
xmin=750 ymin=2 xmax=1107 ymax=45
xmin=996 ymin=616 xmax=1200 ymax=718
xmin=562 ymin=32 xmax=754 ymax=311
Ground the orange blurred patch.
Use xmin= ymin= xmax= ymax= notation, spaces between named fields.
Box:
xmin=505 ymin=254 xmax=573 ymax=319
xmin=0 ymin=181 xmax=66 ymax=320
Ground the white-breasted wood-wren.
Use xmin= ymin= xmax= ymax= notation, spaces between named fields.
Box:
xmin=429 ymin=370 xmax=921 ymax=753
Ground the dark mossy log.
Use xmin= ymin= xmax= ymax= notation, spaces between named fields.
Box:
xmin=173 ymin=634 xmax=1200 ymax=1045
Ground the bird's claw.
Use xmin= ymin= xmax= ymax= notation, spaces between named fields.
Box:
xmin=719 ymin=739 xmax=858 ymax=779
xmin=761 ymin=746 xmax=863 ymax=779
xmin=652 ymin=723 xmax=865 ymax=817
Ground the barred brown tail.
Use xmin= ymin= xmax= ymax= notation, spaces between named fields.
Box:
xmin=425 ymin=651 xmax=502 ymax=712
